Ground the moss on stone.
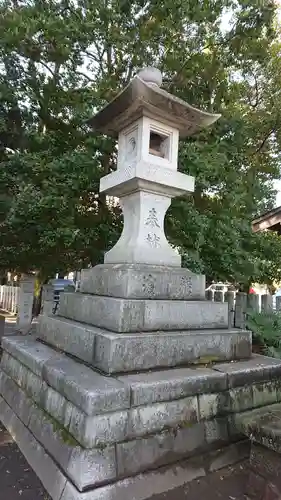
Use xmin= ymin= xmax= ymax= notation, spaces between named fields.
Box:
xmin=177 ymin=420 xmax=195 ymax=429
xmin=195 ymin=355 xmax=221 ymax=366
xmin=38 ymin=405 xmax=78 ymax=447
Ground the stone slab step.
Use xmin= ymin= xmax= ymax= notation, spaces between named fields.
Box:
xmin=235 ymin=402 xmax=281 ymax=453
xmin=2 ymin=336 xmax=130 ymax=416
xmin=213 ymin=355 xmax=281 ymax=388
xmin=0 ymin=373 xmax=117 ymax=491
xmin=80 ymin=264 xmax=205 ymax=300
xmin=93 ymin=328 xmax=252 ymax=373
xmin=37 ymin=315 xmax=97 ymax=364
xmin=37 ymin=314 xmax=251 ymax=372
xmin=0 ymin=392 xmax=250 ymax=500
xmin=58 ymin=293 xmax=228 ymax=332
xmin=118 ymin=354 xmax=281 ymax=406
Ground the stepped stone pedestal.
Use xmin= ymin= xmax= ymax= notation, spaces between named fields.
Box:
xmin=0 ymin=67 xmax=280 ymax=500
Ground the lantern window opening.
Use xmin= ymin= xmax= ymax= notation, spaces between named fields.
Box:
xmin=149 ymin=129 xmax=170 ymax=160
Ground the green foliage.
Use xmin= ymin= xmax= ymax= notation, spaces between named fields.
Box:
xmin=0 ymin=0 xmax=281 ymax=282
xmin=246 ymin=310 xmax=281 ymax=358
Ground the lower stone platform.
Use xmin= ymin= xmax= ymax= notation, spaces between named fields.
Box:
xmin=0 ymin=396 xmax=252 ymax=500
xmin=1 ymin=336 xmax=281 ymax=499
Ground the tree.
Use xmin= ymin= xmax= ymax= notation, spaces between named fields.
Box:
xmin=0 ymin=0 xmax=280 ymax=285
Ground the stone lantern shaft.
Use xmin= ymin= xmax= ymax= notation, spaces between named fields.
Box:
xmin=89 ymin=67 xmax=220 ymax=267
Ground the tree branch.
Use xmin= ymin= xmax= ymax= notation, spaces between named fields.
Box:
xmin=254 ymin=122 xmax=278 ymax=155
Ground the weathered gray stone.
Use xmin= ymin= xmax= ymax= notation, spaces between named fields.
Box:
xmin=43 ymin=385 xmax=74 ymax=429
xmin=2 ymin=337 xmax=130 ymax=416
xmin=38 ymin=382 xmax=128 ymax=449
xmin=59 ymin=293 xmax=228 ymax=332
xmin=28 ymin=405 xmax=117 ymax=491
xmin=69 ymin=406 xmax=129 ymax=448
xmin=118 ymin=367 xmax=227 ymax=406
xmin=252 ymin=380 xmax=281 ymax=408
xmin=0 ymin=370 xmax=33 ymax=426
xmin=60 ymin=461 xmax=206 ymax=500
xmin=214 ymin=354 xmax=281 ymax=388
xmin=198 ymin=393 xmax=220 ymax=420
xmin=0 ymin=370 xmax=119 ymax=490
xmin=67 ymin=446 xmax=116 ymax=492
xmin=128 ymin=396 xmax=198 ymax=438
xmin=226 ymin=380 xmax=281 ymax=414
xmin=28 ymin=403 xmax=72 ymax=464
xmin=37 ymin=314 xmax=97 ymax=364
xmin=80 ymin=264 xmax=205 ymax=300
xmin=204 ymin=418 xmax=229 ymax=445
xmin=2 ymin=336 xmax=59 ymax=376
xmin=227 ymin=415 xmax=245 ymax=441
xmin=94 ymin=329 xmax=252 ymax=373
xmin=25 ymin=369 xmax=46 ymax=403
xmin=235 ymin=403 xmax=281 ymax=452
xmin=1 ymin=351 xmax=28 ymax=389
xmin=208 ymin=440 xmax=251 ymax=472
xmin=116 ymin=423 xmax=205 ymax=476
xmin=1 ymin=352 xmax=48 ymax=405
xmin=1 ymin=354 xmax=128 ymax=450
xmin=42 ymin=355 xmax=130 ymax=416
xmin=226 ymin=385 xmax=253 ymax=413
xmin=0 ymin=396 xmax=67 ymax=500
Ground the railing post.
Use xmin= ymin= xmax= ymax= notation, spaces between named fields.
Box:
xmin=247 ymin=293 xmax=259 ymax=314
xmin=16 ymin=275 xmax=36 ymax=332
xmin=276 ymin=296 xmax=281 ymax=312
xmin=225 ymin=291 xmax=235 ymax=328
xmin=214 ymin=290 xmax=224 ymax=303
xmin=205 ymin=290 xmax=214 ymax=302
xmin=261 ymin=294 xmax=273 ymax=312
xmin=42 ymin=285 xmax=54 ymax=316
xmin=4 ymin=286 xmax=8 ymax=311
xmin=235 ymin=292 xmax=247 ymax=329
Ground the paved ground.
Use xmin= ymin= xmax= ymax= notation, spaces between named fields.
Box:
xmin=0 ymin=314 xmax=250 ymax=499
xmin=0 ymin=425 xmax=49 ymax=499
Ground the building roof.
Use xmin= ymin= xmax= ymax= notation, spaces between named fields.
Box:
xmin=252 ymin=205 xmax=281 ymax=232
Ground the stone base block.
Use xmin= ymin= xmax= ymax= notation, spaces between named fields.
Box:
xmin=58 ymin=293 xmax=228 ymax=333
xmin=2 ymin=336 xmax=281 ymax=499
xmin=80 ymin=264 xmax=205 ymax=300
xmin=93 ymin=328 xmax=252 ymax=373
xmin=37 ymin=314 xmax=251 ymax=371
xmin=37 ymin=315 xmax=97 ymax=364
xmin=0 ymin=393 xmax=250 ymax=500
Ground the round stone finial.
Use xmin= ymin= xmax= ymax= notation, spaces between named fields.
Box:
xmin=137 ymin=67 xmax=162 ymax=87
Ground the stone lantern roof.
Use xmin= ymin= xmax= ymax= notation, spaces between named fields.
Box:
xmin=88 ymin=67 xmax=221 ymax=137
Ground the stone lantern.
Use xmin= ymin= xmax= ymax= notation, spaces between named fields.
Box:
xmin=2 ymin=68 xmax=273 ymax=500
xmin=89 ymin=67 xmax=220 ymax=267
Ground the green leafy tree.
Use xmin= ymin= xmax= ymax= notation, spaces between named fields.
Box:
xmin=0 ymin=0 xmax=281 ymax=286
